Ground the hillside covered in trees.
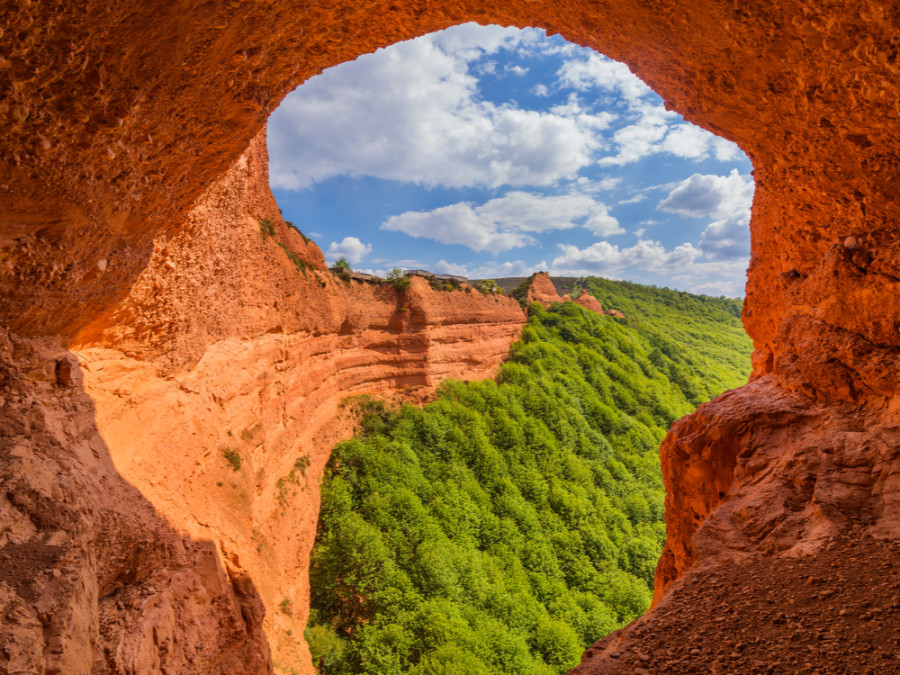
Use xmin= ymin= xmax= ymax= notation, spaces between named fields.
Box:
xmin=304 ymin=279 xmax=752 ymax=674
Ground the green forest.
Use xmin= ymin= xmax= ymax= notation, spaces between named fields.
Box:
xmin=305 ymin=278 xmax=752 ymax=674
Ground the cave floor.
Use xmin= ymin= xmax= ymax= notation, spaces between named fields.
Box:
xmin=573 ymin=531 xmax=900 ymax=675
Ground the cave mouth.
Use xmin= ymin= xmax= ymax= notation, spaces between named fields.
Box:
xmin=273 ymin=23 xmax=756 ymax=675
xmin=265 ymin=23 xmax=755 ymax=301
xmin=5 ymin=3 xmax=899 ymax=675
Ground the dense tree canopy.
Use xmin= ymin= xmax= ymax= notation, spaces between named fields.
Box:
xmin=305 ymin=279 xmax=751 ymax=674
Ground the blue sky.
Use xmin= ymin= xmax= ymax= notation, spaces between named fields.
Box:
xmin=268 ymin=24 xmax=754 ymax=297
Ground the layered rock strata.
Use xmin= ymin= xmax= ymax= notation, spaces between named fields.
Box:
xmin=0 ymin=130 xmax=526 ymax=674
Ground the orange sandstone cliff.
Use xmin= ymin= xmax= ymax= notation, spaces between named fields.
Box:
xmin=0 ymin=129 xmax=526 ymax=674
xmin=573 ymin=289 xmax=604 ymax=315
xmin=2 ymin=1 xmax=900 ymax=673
xmin=526 ymin=277 xmax=608 ymax=316
xmin=525 ymin=272 xmax=565 ymax=307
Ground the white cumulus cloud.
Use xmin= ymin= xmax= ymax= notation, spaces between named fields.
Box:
xmin=698 ymin=212 xmax=752 ymax=261
xmin=268 ymin=24 xmax=602 ymax=190
xmin=658 ymin=170 xmax=754 ymax=219
xmin=657 ymin=170 xmax=754 ymax=261
xmin=662 ymin=124 xmax=715 ymax=159
xmin=326 ymin=236 xmax=372 ymax=264
xmin=552 ymin=239 xmax=701 ymax=275
xmin=382 ymin=191 xmax=622 ymax=254
xmin=558 ymin=53 xmax=654 ymax=104
xmin=669 ymin=259 xmax=749 ymax=296
xmin=433 ymin=259 xmax=470 ymax=276
xmin=470 ymin=259 xmax=545 ymax=279
xmin=557 ymin=53 xmax=744 ymax=166
xmin=551 ymin=240 xmax=747 ymax=296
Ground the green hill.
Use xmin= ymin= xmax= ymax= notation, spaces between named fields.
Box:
xmin=304 ymin=279 xmax=752 ymax=674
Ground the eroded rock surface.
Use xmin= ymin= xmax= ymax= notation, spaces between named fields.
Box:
xmin=526 ymin=272 xmax=565 ymax=307
xmin=0 ymin=331 xmax=271 ymax=675
xmin=574 ymin=289 xmax=604 ymax=314
xmin=574 ymin=531 xmax=900 ymax=674
xmin=2 ymin=0 xmax=900 ymax=673
xmin=573 ymin=376 xmax=900 ymax=673
xmin=1 ymin=131 xmax=525 ymax=674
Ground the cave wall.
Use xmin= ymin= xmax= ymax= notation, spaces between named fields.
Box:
xmin=2 ymin=0 xmax=900 ymax=673
xmin=4 ymin=0 xmax=900 ymax=383
xmin=0 ymin=126 xmax=525 ymax=673
xmin=70 ymin=130 xmax=527 ymax=672
xmin=0 ymin=331 xmax=274 ymax=674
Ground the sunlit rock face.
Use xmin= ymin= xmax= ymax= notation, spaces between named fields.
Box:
xmin=1 ymin=129 xmax=526 ymax=674
xmin=574 ymin=290 xmax=605 ymax=314
xmin=2 ymin=0 xmax=900 ymax=673
xmin=526 ymin=272 xmax=565 ymax=307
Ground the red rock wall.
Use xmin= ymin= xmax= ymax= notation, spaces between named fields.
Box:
xmin=0 ymin=130 xmax=525 ymax=674
xmin=3 ymin=1 xmax=900 ymax=673
xmin=572 ymin=374 xmax=900 ymax=674
xmin=8 ymin=0 xmax=899 ymax=408
xmin=0 ymin=331 xmax=273 ymax=674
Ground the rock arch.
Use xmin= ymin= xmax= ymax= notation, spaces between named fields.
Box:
xmin=2 ymin=1 xmax=899 ymax=673
xmin=6 ymin=0 xmax=899 ymax=376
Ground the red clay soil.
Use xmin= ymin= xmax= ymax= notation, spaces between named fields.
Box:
xmin=574 ymin=531 xmax=900 ymax=675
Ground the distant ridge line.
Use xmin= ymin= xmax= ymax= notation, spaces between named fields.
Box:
xmin=471 ymin=276 xmax=586 ymax=296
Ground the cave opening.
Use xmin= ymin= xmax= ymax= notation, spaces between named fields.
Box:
xmin=265 ymin=23 xmax=756 ymax=675
xmin=4 ymin=3 xmax=899 ymax=675
xmin=266 ymin=23 xmax=755 ymax=300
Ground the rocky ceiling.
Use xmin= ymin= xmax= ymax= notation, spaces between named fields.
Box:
xmin=2 ymin=1 xmax=898 ymax=401
xmin=2 ymin=2 xmax=900 ymax=672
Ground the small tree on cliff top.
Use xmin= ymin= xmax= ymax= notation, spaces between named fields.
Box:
xmin=387 ymin=267 xmax=410 ymax=292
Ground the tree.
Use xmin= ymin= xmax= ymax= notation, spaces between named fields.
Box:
xmin=304 ymin=280 xmax=752 ymax=674
xmin=477 ymin=279 xmax=503 ymax=295
xmin=387 ymin=267 xmax=411 ymax=292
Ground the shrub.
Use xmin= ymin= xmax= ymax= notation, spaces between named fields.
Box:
xmin=334 ymin=257 xmax=351 ymax=271
xmin=277 ymin=242 xmax=308 ymax=274
xmin=279 ymin=597 xmax=293 ymax=615
xmin=277 ymin=455 xmax=312 ymax=506
xmin=259 ymin=217 xmax=276 ymax=238
xmin=387 ymin=267 xmax=410 ymax=292
xmin=294 ymin=455 xmax=311 ymax=477
xmin=222 ymin=447 xmax=242 ymax=471
xmin=477 ymin=279 xmax=503 ymax=295
xmin=276 ymin=476 xmax=291 ymax=506
xmin=285 ymin=220 xmax=311 ymax=243
xmin=428 ymin=277 xmax=461 ymax=292
xmin=306 ymin=623 xmax=348 ymax=673
xmin=510 ymin=274 xmax=537 ymax=306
